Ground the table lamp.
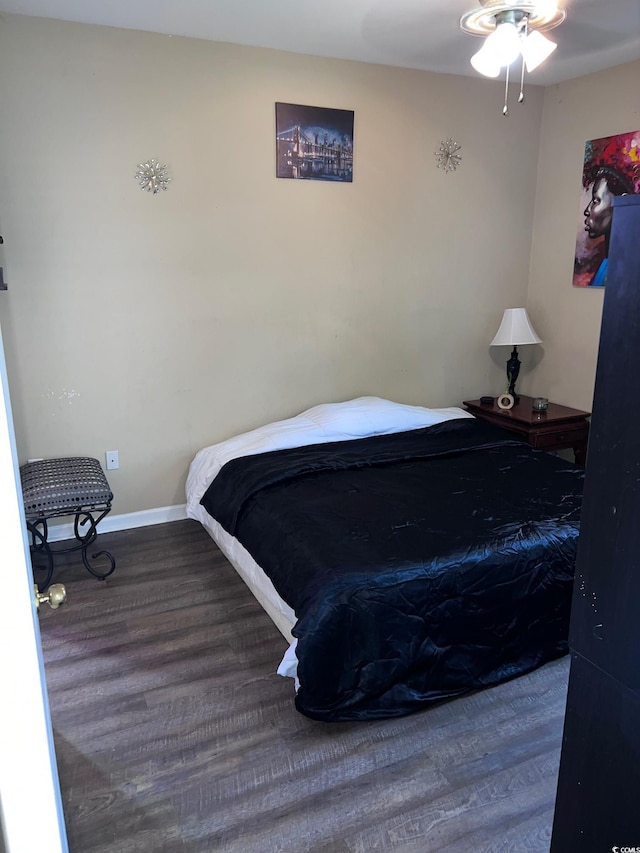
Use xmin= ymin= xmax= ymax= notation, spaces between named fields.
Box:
xmin=490 ymin=307 xmax=542 ymax=402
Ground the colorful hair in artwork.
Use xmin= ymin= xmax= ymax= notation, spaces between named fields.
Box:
xmin=582 ymin=131 xmax=640 ymax=194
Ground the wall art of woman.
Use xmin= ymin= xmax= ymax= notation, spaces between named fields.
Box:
xmin=573 ymin=131 xmax=640 ymax=287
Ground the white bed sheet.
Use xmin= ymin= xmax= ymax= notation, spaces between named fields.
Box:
xmin=185 ymin=397 xmax=474 ymax=683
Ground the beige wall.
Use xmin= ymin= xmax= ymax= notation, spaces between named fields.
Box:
xmin=0 ymin=15 xmax=546 ymax=514
xmin=524 ymin=59 xmax=640 ymax=410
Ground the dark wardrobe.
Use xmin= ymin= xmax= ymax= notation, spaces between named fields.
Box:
xmin=551 ymin=194 xmax=640 ymax=847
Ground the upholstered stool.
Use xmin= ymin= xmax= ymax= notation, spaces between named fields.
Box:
xmin=20 ymin=456 xmax=116 ymax=590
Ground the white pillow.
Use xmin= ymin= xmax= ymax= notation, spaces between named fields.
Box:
xmin=185 ymin=396 xmax=473 ymax=515
xmin=301 ymin=396 xmax=472 ymax=439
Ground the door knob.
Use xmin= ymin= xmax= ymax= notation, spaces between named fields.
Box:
xmin=34 ymin=583 xmax=67 ymax=611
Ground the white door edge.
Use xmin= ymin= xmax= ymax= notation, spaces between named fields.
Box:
xmin=0 ymin=322 xmax=68 ymax=853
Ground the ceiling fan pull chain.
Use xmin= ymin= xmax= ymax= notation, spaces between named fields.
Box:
xmin=518 ymin=17 xmax=527 ymax=102
xmin=503 ymin=62 xmax=510 ymax=116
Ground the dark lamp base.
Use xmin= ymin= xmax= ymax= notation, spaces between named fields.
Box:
xmin=506 ymin=346 xmax=521 ymax=403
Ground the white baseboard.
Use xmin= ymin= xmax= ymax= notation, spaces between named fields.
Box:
xmin=46 ymin=504 xmax=188 ymax=543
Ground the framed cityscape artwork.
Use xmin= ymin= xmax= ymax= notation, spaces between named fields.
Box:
xmin=275 ymin=102 xmax=354 ymax=182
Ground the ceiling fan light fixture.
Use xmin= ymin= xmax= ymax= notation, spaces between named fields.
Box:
xmin=471 ymin=43 xmax=502 ymax=76
xmin=521 ymin=29 xmax=557 ymax=71
xmin=485 ymin=20 xmax=522 ymax=65
xmin=460 ymin=0 xmax=566 ymax=114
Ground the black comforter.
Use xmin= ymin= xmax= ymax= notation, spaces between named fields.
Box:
xmin=201 ymin=418 xmax=583 ymax=721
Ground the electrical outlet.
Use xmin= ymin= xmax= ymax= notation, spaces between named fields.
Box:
xmin=106 ymin=450 xmax=119 ymax=470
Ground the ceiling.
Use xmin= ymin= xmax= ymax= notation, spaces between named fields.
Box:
xmin=1 ymin=0 xmax=639 ymax=86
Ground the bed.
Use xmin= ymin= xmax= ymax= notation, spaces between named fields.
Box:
xmin=186 ymin=397 xmax=584 ymax=722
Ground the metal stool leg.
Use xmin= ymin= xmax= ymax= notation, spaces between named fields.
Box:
xmin=26 ymin=519 xmax=55 ymax=591
xmin=73 ymin=509 xmax=116 ymax=579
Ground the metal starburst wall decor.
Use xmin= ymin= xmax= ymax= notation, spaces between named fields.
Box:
xmin=134 ymin=158 xmax=171 ymax=194
xmin=435 ymin=138 xmax=463 ymax=174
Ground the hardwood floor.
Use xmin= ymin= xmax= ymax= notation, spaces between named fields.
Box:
xmin=39 ymin=520 xmax=567 ymax=852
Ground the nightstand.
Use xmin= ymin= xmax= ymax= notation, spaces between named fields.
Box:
xmin=463 ymin=395 xmax=591 ymax=466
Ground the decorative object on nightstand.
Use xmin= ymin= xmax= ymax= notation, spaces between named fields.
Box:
xmin=490 ymin=307 xmax=542 ymax=403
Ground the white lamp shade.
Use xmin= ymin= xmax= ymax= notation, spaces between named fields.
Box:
xmin=471 ymin=43 xmax=502 ymax=77
xmin=490 ymin=308 xmax=542 ymax=346
xmin=485 ymin=21 xmax=521 ymax=66
xmin=521 ymin=30 xmax=557 ymax=72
